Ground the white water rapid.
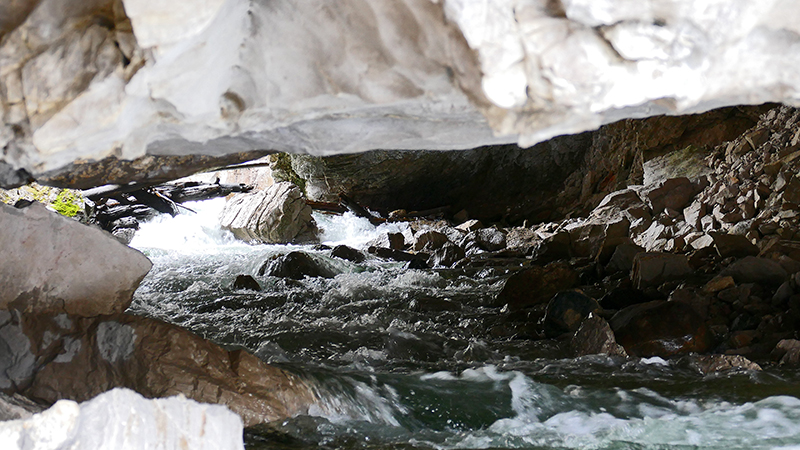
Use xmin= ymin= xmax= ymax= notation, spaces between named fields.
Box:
xmin=129 ymin=200 xmax=800 ymax=450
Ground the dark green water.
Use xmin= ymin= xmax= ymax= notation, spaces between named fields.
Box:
xmin=129 ymin=200 xmax=800 ymax=450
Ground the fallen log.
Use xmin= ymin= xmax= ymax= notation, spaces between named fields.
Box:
xmin=338 ymin=193 xmax=385 ymax=225
xmin=306 ymin=200 xmax=347 ymax=214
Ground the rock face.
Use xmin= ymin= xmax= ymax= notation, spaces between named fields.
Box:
xmin=0 ymin=311 xmax=315 ymax=427
xmin=0 ymin=388 xmax=245 ymax=450
xmin=0 ymin=203 xmax=152 ymax=316
xmin=219 ymin=182 xmax=317 ymax=244
xmin=3 ymin=0 xmax=800 ymax=189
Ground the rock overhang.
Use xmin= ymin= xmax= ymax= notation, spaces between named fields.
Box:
xmin=2 ymin=0 xmax=800 ymax=189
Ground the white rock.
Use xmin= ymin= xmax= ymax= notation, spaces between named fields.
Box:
xmin=0 ymin=203 xmax=152 ymax=316
xmin=0 ymin=388 xmax=244 ymax=450
xmin=4 ymin=0 xmax=800 ymax=182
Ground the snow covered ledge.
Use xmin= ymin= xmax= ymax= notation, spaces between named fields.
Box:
xmin=2 ymin=0 xmax=800 ymax=186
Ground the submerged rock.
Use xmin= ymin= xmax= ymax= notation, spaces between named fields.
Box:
xmin=0 ymin=388 xmax=244 ymax=450
xmin=330 ymin=245 xmax=366 ymax=263
xmin=258 ymin=252 xmax=338 ymax=280
xmin=0 ymin=203 xmax=151 ymax=316
xmin=692 ymin=355 xmax=762 ymax=375
xmin=233 ymin=275 xmax=261 ymax=291
xmin=219 ymin=182 xmax=317 ymax=244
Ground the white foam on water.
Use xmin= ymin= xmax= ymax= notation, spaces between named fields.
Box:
xmin=315 ymin=212 xmax=411 ymax=249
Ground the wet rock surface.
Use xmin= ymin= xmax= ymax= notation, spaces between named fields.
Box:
xmin=0 ymin=311 xmax=315 ymax=428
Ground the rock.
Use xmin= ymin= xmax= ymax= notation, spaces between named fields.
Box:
xmin=330 ymin=245 xmax=366 ymax=263
xmin=571 ymin=315 xmax=627 ymax=358
xmin=720 ymin=256 xmax=788 ymax=286
xmin=692 ymin=355 xmax=762 ymax=374
xmin=219 ymin=182 xmax=317 ymax=244
xmin=631 ymin=252 xmax=693 ymax=290
xmin=462 ymin=228 xmax=506 ymax=254
xmin=683 ymin=200 xmax=706 ymax=229
xmin=1 ymin=313 xmax=315 ymax=427
xmin=702 ymin=276 xmax=736 ymax=294
xmin=414 ymin=230 xmax=450 ymax=252
xmin=369 ymin=232 xmax=406 ymax=251
xmin=368 ymin=246 xmax=427 ymax=265
xmin=0 ymin=392 xmax=45 ymax=421
xmin=710 ymin=232 xmax=759 ymax=258
xmin=0 ymin=203 xmax=152 ymax=316
xmin=543 ymin=291 xmax=602 ymax=338
xmin=494 ymin=262 xmax=579 ymax=310
xmin=426 ymin=243 xmax=466 ymax=268
xmin=233 ymin=275 xmax=261 ymax=291
xmin=456 ymin=219 xmax=483 ymax=232
xmin=605 ymin=241 xmax=645 ymax=274
xmin=599 ymin=288 xmax=650 ymax=310
xmin=646 ymin=178 xmax=698 ymax=214
xmin=257 ymin=252 xmax=337 ymax=279
xmin=610 ymin=301 xmax=714 ymax=357
xmin=0 ymin=388 xmax=244 ymax=450
xmin=775 ymin=339 xmax=800 ymax=365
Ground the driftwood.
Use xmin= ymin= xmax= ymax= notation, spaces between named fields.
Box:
xmin=306 ymin=200 xmax=347 ymax=214
xmin=338 ymin=193 xmax=385 ymax=225
xmin=90 ymin=180 xmax=253 ymax=233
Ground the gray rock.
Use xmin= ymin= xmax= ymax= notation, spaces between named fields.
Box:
xmin=605 ymin=241 xmax=645 ymax=274
xmin=233 ymin=275 xmax=262 ymax=291
xmin=0 ymin=392 xmax=45 ymax=421
xmin=219 ymin=182 xmax=317 ymax=244
xmin=692 ymin=355 xmax=762 ymax=375
xmin=258 ymin=252 xmax=338 ymax=279
xmin=414 ymin=230 xmax=450 ymax=252
xmin=426 ymin=243 xmax=466 ymax=268
xmin=330 ymin=245 xmax=366 ymax=263
xmin=631 ymin=252 xmax=693 ymax=290
xmin=543 ymin=291 xmax=601 ymax=338
xmin=0 ymin=203 xmax=152 ymax=316
xmin=646 ymin=178 xmax=698 ymax=214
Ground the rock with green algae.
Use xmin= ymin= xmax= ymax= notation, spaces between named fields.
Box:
xmin=0 ymin=183 xmax=86 ymax=219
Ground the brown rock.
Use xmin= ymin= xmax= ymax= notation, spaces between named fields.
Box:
xmin=233 ymin=275 xmax=261 ymax=291
xmin=647 ymin=178 xmax=698 ymax=214
xmin=721 ymin=256 xmax=788 ymax=286
xmin=571 ymin=315 xmax=628 ymax=358
xmin=330 ymin=245 xmax=366 ymax=263
xmin=494 ymin=262 xmax=579 ymax=310
xmin=683 ymin=200 xmax=706 ymax=229
xmin=610 ymin=301 xmax=714 ymax=357
xmin=702 ymin=275 xmax=736 ymax=294
xmin=710 ymin=232 xmax=759 ymax=258
xmin=258 ymin=251 xmax=338 ymax=279
xmin=775 ymin=339 xmax=800 ymax=365
xmin=693 ymin=354 xmax=762 ymax=374
xmin=543 ymin=291 xmax=601 ymax=338
xmin=631 ymin=252 xmax=693 ymax=290
xmin=605 ymin=241 xmax=645 ymax=274
xmin=414 ymin=230 xmax=450 ymax=252
xmin=18 ymin=314 xmax=315 ymax=427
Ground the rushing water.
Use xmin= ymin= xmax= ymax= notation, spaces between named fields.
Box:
xmin=130 ymin=199 xmax=800 ymax=450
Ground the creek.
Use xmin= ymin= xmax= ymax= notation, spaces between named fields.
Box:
xmin=129 ymin=199 xmax=800 ymax=449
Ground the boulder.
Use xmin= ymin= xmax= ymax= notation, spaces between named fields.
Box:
xmin=258 ymin=252 xmax=337 ymax=279
xmin=543 ymin=291 xmax=601 ymax=338
xmin=232 ymin=275 xmax=261 ymax=291
xmin=605 ymin=241 xmax=645 ymax=274
xmin=720 ymin=256 xmax=788 ymax=286
xmin=646 ymin=178 xmax=698 ymax=214
xmin=692 ymin=355 xmax=762 ymax=375
xmin=0 ymin=312 xmax=315 ymax=427
xmin=610 ymin=301 xmax=714 ymax=358
xmin=0 ymin=392 xmax=45 ymax=421
xmin=462 ymin=228 xmax=506 ymax=254
xmin=0 ymin=203 xmax=152 ymax=316
xmin=330 ymin=245 xmax=366 ymax=263
xmin=571 ymin=315 xmax=628 ymax=358
xmin=599 ymin=288 xmax=650 ymax=311
xmin=494 ymin=262 xmax=579 ymax=310
xmin=775 ymin=339 xmax=800 ymax=365
xmin=219 ymin=182 xmax=317 ymax=244
xmin=426 ymin=243 xmax=466 ymax=268
xmin=710 ymin=232 xmax=758 ymax=258
xmin=414 ymin=230 xmax=450 ymax=252
xmin=631 ymin=252 xmax=693 ymax=290
xmin=0 ymin=388 xmax=244 ymax=450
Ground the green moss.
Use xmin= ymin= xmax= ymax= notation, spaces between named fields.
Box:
xmin=52 ymin=189 xmax=82 ymax=217
xmin=269 ymin=153 xmax=307 ymax=194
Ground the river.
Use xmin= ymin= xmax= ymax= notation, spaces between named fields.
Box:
xmin=129 ymin=199 xmax=800 ymax=449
